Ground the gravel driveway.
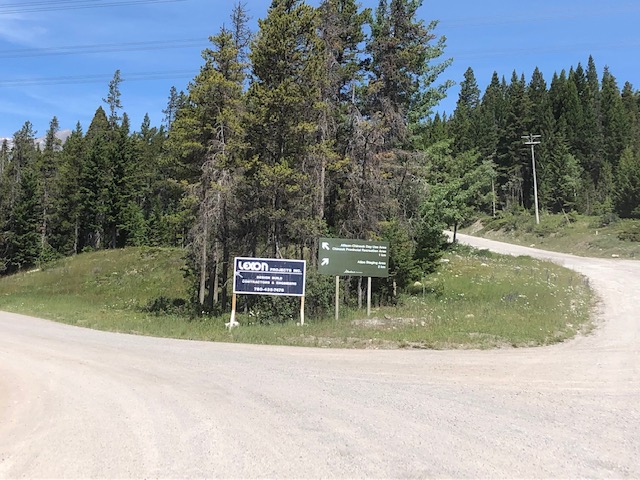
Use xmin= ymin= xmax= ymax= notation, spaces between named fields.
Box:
xmin=1 ymin=235 xmax=638 ymax=478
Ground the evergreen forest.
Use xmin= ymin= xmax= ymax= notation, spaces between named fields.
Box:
xmin=1 ymin=0 xmax=639 ymax=317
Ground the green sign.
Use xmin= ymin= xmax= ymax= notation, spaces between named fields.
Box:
xmin=318 ymin=237 xmax=389 ymax=277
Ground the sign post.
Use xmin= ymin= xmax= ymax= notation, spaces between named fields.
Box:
xmin=318 ymin=238 xmax=389 ymax=319
xmin=335 ymin=276 xmax=339 ymax=321
xmin=229 ymin=257 xmax=306 ymax=328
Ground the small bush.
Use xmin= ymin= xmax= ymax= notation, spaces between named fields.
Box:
xmin=618 ymin=223 xmax=640 ymax=242
xmin=146 ymin=296 xmax=188 ymax=315
xmin=591 ymin=212 xmax=620 ymax=228
xmin=304 ymin=271 xmax=335 ymax=317
xmin=245 ymin=295 xmax=299 ymax=325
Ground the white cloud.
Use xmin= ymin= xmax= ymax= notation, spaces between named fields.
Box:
xmin=0 ymin=15 xmax=47 ymax=47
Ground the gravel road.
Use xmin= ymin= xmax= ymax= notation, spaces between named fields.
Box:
xmin=1 ymin=235 xmax=639 ymax=479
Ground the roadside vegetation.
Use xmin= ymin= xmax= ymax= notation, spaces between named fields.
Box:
xmin=0 ymin=244 xmax=593 ymax=349
xmin=465 ymin=213 xmax=640 ymax=259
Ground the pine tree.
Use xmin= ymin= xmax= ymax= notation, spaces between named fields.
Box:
xmin=162 ymin=86 xmax=186 ymax=131
xmin=38 ymin=117 xmax=62 ymax=260
xmin=0 ymin=123 xmax=41 ymax=273
xmin=366 ymin=0 xmax=451 ymax=147
xmin=538 ymin=130 xmax=582 ymax=213
xmin=245 ymin=0 xmax=326 ymax=255
xmin=103 ymin=69 xmax=123 ymax=128
xmin=341 ymin=0 xmax=451 ymax=241
xmin=450 ymin=67 xmax=480 ymax=154
xmin=79 ymin=107 xmax=113 ymax=250
xmin=527 ymin=68 xmax=551 ymax=133
xmin=621 ymin=81 xmax=640 ymax=152
xmin=125 ymin=114 xmax=166 ymax=247
xmin=499 ymin=72 xmax=530 ymax=210
xmin=52 ymin=123 xmax=85 ymax=255
xmin=0 ymin=140 xmax=8 ymax=179
xmin=475 ymin=72 xmax=506 ymax=192
xmin=317 ymin=0 xmax=369 ymax=235
xmin=167 ymin=5 xmax=250 ymax=309
xmin=581 ymin=56 xmax=605 ymax=181
xmin=3 ymin=165 xmax=41 ymax=273
xmin=111 ymin=113 xmax=141 ymax=248
xmin=614 ymin=147 xmax=640 ymax=218
xmin=601 ymin=67 xmax=628 ymax=168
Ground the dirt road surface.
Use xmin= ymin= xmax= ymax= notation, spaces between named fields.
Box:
xmin=1 ymin=235 xmax=639 ymax=478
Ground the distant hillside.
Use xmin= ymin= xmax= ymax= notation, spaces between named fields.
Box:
xmin=1 ymin=129 xmax=72 ymax=150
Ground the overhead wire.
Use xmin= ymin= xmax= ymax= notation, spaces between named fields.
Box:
xmin=0 ymin=1 xmax=636 ymax=89
xmin=0 ymin=70 xmax=195 ymax=87
xmin=0 ymin=0 xmax=187 ymax=15
xmin=433 ymin=5 xmax=640 ymax=29
xmin=0 ymin=38 xmax=207 ymax=58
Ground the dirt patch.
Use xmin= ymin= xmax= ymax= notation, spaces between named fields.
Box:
xmin=351 ymin=316 xmax=424 ymax=328
xmin=284 ymin=335 xmax=401 ymax=349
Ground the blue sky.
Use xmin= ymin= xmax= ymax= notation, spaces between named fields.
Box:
xmin=0 ymin=0 xmax=638 ymax=139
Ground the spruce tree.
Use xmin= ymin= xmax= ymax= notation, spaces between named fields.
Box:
xmin=366 ymin=0 xmax=451 ymax=147
xmin=52 ymin=123 xmax=85 ymax=255
xmin=450 ymin=67 xmax=480 ymax=154
xmin=621 ymin=81 xmax=640 ymax=152
xmin=475 ymin=72 xmax=506 ymax=192
xmin=538 ymin=130 xmax=582 ymax=213
xmin=499 ymin=72 xmax=530 ymax=210
xmin=167 ymin=5 xmax=250 ymax=309
xmin=0 ymin=140 xmax=8 ymax=179
xmin=601 ymin=67 xmax=628 ymax=168
xmin=0 ymin=123 xmax=41 ymax=273
xmin=80 ymin=107 xmax=112 ymax=250
xmin=318 ymin=0 xmax=369 ymax=234
xmin=245 ymin=0 xmax=326 ymax=255
xmin=38 ymin=117 xmax=62 ymax=260
xmin=614 ymin=147 xmax=640 ymax=218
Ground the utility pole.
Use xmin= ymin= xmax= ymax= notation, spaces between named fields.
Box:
xmin=522 ymin=134 xmax=541 ymax=224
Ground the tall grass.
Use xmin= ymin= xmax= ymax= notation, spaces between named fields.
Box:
xmin=0 ymin=245 xmax=593 ymax=349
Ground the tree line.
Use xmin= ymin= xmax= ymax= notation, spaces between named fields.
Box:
xmin=432 ymin=58 xmax=640 ymax=220
xmin=1 ymin=0 xmax=639 ymax=317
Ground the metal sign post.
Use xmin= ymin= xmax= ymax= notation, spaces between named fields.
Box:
xmin=335 ymin=276 xmax=339 ymax=321
xmin=367 ymin=277 xmax=372 ymax=317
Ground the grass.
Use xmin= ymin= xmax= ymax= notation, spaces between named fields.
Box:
xmin=0 ymin=244 xmax=594 ymax=349
xmin=466 ymin=212 xmax=640 ymax=259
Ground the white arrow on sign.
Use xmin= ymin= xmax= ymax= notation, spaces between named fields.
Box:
xmin=321 ymin=242 xmax=330 ymax=250
xmin=321 ymin=258 xmax=330 ymax=266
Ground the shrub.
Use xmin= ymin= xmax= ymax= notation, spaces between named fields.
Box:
xmin=145 ymin=296 xmax=188 ymax=315
xmin=618 ymin=223 xmax=640 ymax=242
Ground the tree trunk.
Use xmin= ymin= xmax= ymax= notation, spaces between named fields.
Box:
xmin=221 ymin=236 xmax=230 ymax=310
xmin=212 ymin=241 xmax=220 ymax=305
xmin=198 ymin=222 xmax=207 ymax=306
xmin=73 ymin=218 xmax=79 ymax=255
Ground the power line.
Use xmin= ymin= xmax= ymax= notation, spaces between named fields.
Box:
xmin=0 ymin=35 xmax=637 ymax=62
xmin=440 ymin=6 xmax=640 ymax=29
xmin=453 ymin=41 xmax=640 ymax=60
xmin=0 ymin=0 xmax=187 ymax=15
xmin=0 ymin=70 xmax=194 ymax=87
xmin=0 ymin=38 xmax=207 ymax=59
